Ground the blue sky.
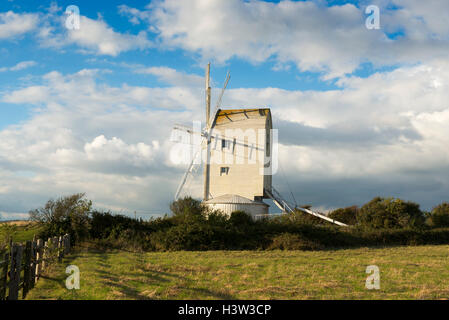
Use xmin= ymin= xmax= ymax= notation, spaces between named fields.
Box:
xmin=1 ymin=0 xmax=449 ymax=219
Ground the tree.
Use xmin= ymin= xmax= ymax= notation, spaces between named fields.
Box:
xmin=170 ymin=197 xmax=203 ymax=215
xmin=29 ymin=193 xmax=92 ymax=242
xmin=429 ymin=203 xmax=449 ymax=228
xmin=357 ymin=197 xmax=425 ymax=229
xmin=328 ymin=206 xmax=358 ymax=225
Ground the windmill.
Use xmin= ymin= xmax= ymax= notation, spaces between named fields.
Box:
xmin=171 ymin=64 xmax=347 ymax=227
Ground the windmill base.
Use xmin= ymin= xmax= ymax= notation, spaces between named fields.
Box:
xmin=203 ymin=194 xmax=269 ymax=219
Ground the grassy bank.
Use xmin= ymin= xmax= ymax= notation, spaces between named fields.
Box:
xmin=26 ymin=244 xmax=449 ymax=300
xmin=0 ymin=221 xmax=42 ymax=243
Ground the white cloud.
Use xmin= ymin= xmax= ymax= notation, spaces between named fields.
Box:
xmin=3 ymin=85 xmax=49 ymax=103
xmin=380 ymin=0 xmax=449 ymax=40
xmin=0 ymin=69 xmax=203 ymax=216
xmin=39 ymin=14 xmax=152 ymax=56
xmin=2 ymin=62 xmax=449 ymax=215
xmin=69 ymin=16 xmax=151 ymax=56
xmin=118 ymin=4 xmax=151 ymax=25
xmin=2 ymin=68 xmax=201 ymax=110
xmin=84 ymin=135 xmax=158 ymax=166
xmin=0 ymin=60 xmax=37 ymax=72
xmin=135 ymin=66 xmax=204 ymax=87
xmin=118 ymin=0 xmax=449 ymax=79
xmin=10 ymin=60 xmax=36 ymax=71
xmin=220 ymin=60 xmax=449 ymax=208
xmin=0 ymin=11 xmax=39 ymax=40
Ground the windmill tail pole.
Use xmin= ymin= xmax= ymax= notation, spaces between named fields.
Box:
xmin=266 ymin=187 xmax=348 ymax=227
xmin=296 ymin=207 xmax=348 ymax=227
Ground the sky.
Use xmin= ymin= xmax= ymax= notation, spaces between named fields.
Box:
xmin=1 ymin=0 xmax=449 ymax=220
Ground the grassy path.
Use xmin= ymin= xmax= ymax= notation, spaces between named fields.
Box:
xmin=26 ymin=244 xmax=449 ymax=300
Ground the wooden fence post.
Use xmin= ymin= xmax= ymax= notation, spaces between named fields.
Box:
xmin=30 ymin=240 xmax=37 ymax=288
xmin=52 ymin=237 xmax=58 ymax=261
xmin=8 ymin=243 xmax=23 ymax=300
xmin=0 ymin=252 xmax=9 ymax=300
xmin=63 ymin=234 xmax=69 ymax=255
xmin=48 ymin=237 xmax=54 ymax=263
xmin=35 ymin=239 xmax=43 ymax=282
xmin=66 ymin=234 xmax=71 ymax=254
xmin=22 ymin=241 xmax=32 ymax=299
xmin=0 ymin=234 xmax=73 ymax=300
xmin=41 ymin=241 xmax=48 ymax=271
xmin=58 ymin=236 xmax=63 ymax=261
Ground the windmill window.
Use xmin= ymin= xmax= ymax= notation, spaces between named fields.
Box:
xmin=221 ymin=139 xmax=230 ymax=149
xmin=266 ymin=130 xmax=270 ymax=157
xmin=220 ymin=167 xmax=229 ymax=176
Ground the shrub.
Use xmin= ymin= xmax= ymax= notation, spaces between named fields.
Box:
xmin=229 ymin=211 xmax=253 ymax=228
xmin=268 ymin=233 xmax=324 ymax=250
xmin=170 ymin=197 xmax=205 ymax=221
xmin=149 ymin=222 xmax=216 ymax=251
xmin=29 ymin=193 xmax=92 ymax=242
xmin=26 ymin=194 xmax=449 ymax=252
xmin=328 ymin=206 xmax=358 ymax=225
xmin=429 ymin=203 xmax=449 ymax=228
xmin=357 ymin=197 xmax=425 ymax=229
xmin=89 ymin=211 xmax=152 ymax=239
xmin=275 ymin=207 xmax=327 ymax=226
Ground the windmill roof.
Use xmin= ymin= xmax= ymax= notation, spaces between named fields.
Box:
xmin=204 ymin=194 xmax=269 ymax=206
xmin=217 ymin=108 xmax=270 ymax=115
xmin=213 ymin=108 xmax=271 ymax=126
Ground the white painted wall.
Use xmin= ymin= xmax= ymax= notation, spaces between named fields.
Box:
xmin=206 ymin=202 xmax=269 ymax=218
xmin=207 ymin=109 xmax=272 ymax=201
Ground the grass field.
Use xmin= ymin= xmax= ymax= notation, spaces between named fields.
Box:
xmin=0 ymin=221 xmax=42 ymax=243
xmin=25 ymin=244 xmax=449 ymax=300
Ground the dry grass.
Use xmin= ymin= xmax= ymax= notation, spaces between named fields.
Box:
xmin=0 ymin=220 xmax=32 ymax=226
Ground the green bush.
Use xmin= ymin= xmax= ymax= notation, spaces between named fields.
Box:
xmin=25 ymin=194 xmax=449 ymax=252
xmin=149 ymin=221 xmax=216 ymax=251
xmin=268 ymin=233 xmax=324 ymax=250
xmin=229 ymin=211 xmax=253 ymax=228
xmin=357 ymin=197 xmax=425 ymax=229
xmin=429 ymin=203 xmax=449 ymax=228
xmin=275 ymin=207 xmax=327 ymax=226
xmin=328 ymin=206 xmax=358 ymax=225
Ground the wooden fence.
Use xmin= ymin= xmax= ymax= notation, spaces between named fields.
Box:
xmin=0 ymin=234 xmax=70 ymax=300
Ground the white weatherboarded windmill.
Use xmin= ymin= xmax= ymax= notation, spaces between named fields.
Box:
xmin=172 ymin=64 xmax=347 ymax=226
